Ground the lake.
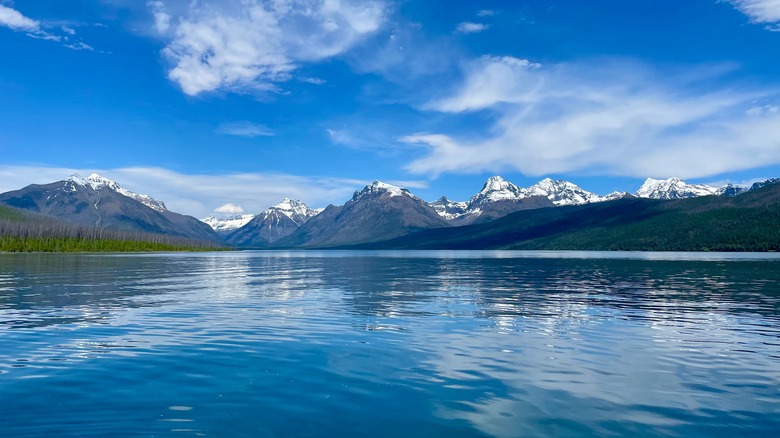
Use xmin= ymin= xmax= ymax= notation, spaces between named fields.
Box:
xmin=1 ymin=251 xmax=779 ymax=437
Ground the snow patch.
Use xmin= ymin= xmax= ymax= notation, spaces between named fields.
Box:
xmin=353 ymin=181 xmax=419 ymax=201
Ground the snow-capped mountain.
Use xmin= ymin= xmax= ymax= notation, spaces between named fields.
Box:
xmin=716 ymin=184 xmax=747 ymax=197
xmin=526 ymin=178 xmax=606 ymax=206
xmin=226 ymin=199 xmax=320 ymax=247
xmin=352 ymin=181 xmax=421 ymax=201
xmin=430 ymin=176 xmax=604 ymax=223
xmin=635 ymin=177 xmax=719 ymax=200
xmin=0 ymin=174 xmax=218 ymax=242
xmin=603 ymin=191 xmax=632 ymax=201
xmin=277 ymin=181 xmax=450 ymax=248
xmin=201 ymin=214 xmax=255 ymax=235
xmin=268 ymin=198 xmax=321 ymax=224
xmin=467 ymin=176 xmax=528 ymax=209
xmin=749 ymin=178 xmax=780 ymax=191
xmin=429 ymin=196 xmax=469 ymax=220
xmin=68 ymin=173 xmax=167 ymax=212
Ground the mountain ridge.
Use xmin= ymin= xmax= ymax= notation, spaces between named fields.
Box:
xmin=0 ymin=174 xmax=220 ymax=243
xmin=345 ymin=180 xmax=780 ymax=252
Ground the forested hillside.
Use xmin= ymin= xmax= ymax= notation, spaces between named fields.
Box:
xmin=0 ymin=205 xmax=221 ymax=252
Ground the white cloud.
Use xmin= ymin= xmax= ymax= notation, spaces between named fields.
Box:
xmin=151 ymin=0 xmax=386 ymax=96
xmin=426 ymin=56 xmax=541 ymax=112
xmin=476 ymin=10 xmax=495 ymax=17
xmin=456 ymin=22 xmax=488 ymax=34
xmin=0 ymin=4 xmax=39 ymax=32
xmin=217 ymin=121 xmax=275 ymax=137
xmin=403 ymin=56 xmax=780 ymax=179
xmin=728 ymin=0 xmax=780 ymax=24
xmin=0 ymin=165 xmax=368 ymax=218
xmin=147 ymin=0 xmax=171 ymax=33
xmin=214 ymin=203 xmax=245 ymax=214
xmin=61 ymin=25 xmax=76 ymax=35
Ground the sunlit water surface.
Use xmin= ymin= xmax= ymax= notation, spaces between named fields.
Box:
xmin=1 ymin=251 xmax=779 ymax=437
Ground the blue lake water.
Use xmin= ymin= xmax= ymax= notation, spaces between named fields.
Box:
xmin=1 ymin=251 xmax=779 ymax=437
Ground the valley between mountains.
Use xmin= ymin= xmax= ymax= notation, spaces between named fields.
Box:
xmin=1 ymin=173 xmax=778 ymax=251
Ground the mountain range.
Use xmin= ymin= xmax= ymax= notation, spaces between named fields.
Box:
xmin=1 ymin=173 xmax=777 ymax=250
xmin=349 ymin=181 xmax=780 ymax=252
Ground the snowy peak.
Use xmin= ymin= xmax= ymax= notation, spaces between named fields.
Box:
xmin=604 ymin=191 xmax=632 ymax=201
xmin=428 ymin=196 xmax=469 ymax=220
xmin=270 ymin=198 xmax=318 ymax=220
xmin=65 ymin=173 xmax=167 ymax=212
xmin=636 ymin=177 xmax=718 ymax=200
xmin=469 ymin=176 xmax=526 ymax=207
xmin=223 ymin=199 xmax=319 ymax=246
xmin=527 ymin=178 xmax=604 ymax=206
xmin=201 ymin=214 xmax=255 ymax=234
xmin=260 ymin=198 xmax=319 ymax=226
xmin=352 ymin=181 xmax=417 ymax=201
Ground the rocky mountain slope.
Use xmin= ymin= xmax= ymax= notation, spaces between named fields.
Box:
xmin=226 ymin=199 xmax=319 ymax=247
xmin=0 ymin=174 xmax=220 ymax=243
xmin=276 ymin=181 xmax=450 ymax=248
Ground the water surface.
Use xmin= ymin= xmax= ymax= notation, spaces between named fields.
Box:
xmin=1 ymin=251 xmax=779 ymax=436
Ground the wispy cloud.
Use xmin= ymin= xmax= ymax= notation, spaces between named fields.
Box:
xmin=300 ymin=77 xmax=327 ymax=85
xmin=326 ymin=128 xmax=355 ymax=146
xmin=64 ymin=42 xmax=95 ymax=51
xmin=403 ymin=56 xmax=780 ymax=179
xmin=0 ymin=165 xmax=369 ymax=218
xmin=728 ymin=0 xmax=780 ymax=30
xmin=0 ymin=4 xmax=97 ymax=50
xmin=217 ymin=121 xmax=275 ymax=138
xmin=149 ymin=0 xmax=387 ymax=96
xmin=456 ymin=22 xmax=488 ymax=34
xmin=477 ymin=10 xmax=495 ymax=17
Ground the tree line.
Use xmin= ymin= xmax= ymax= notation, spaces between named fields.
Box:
xmin=0 ymin=206 xmax=223 ymax=252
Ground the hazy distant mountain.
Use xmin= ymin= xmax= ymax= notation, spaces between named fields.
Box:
xmin=226 ymin=199 xmax=319 ymax=247
xmin=0 ymin=174 xmax=219 ymax=242
xmin=429 ymin=196 xmax=468 ymax=220
xmin=201 ymin=214 xmax=256 ymax=236
xmin=277 ymin=181 xmax=450 ymax=248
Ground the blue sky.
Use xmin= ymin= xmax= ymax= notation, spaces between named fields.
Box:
xmin=1 ymin=0 xmax=779 ymax=217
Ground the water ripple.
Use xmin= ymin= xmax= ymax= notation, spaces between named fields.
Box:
xmin=0 ymin=251 xmax=778 ymax=436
